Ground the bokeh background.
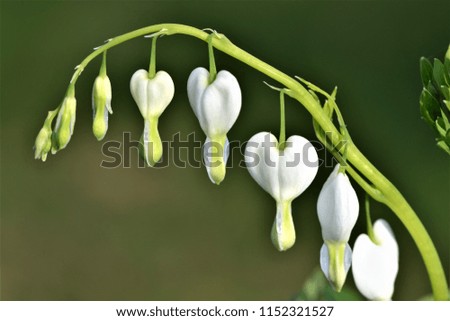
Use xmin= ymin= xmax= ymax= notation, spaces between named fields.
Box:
xmin=1 ymin=0 xmax=449 ymax=300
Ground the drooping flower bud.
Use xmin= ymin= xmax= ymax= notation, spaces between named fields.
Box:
xmin=34 ymin=126 xmax=52 ymax=161
xmin=317 ymin=164 xmax=359 ymax=291
xmin=52 ymin=91 xmax=76 ymax=153
xmin=245 ymin=132 xmax=319 ymax=251
xmin=92 ymin=64 xmax=112 ymax=140
xmin=130 ymin=69 xmax=174 ymax=166
xmin=187 ymin=67 xmax=241 ymax=185
xmin=34 ymin=109 xmax=58 ymax=161
xmin=352 ymin=219 xmax=399 ymax=300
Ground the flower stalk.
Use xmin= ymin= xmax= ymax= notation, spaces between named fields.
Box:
xmin=48 ymin=23 xmax=447 ymax=300
xmin=207 ymin=33 xmax=217 ymax=83
xmin=365 ymin=194 xmax=377 ymax=244
xmin=278 ymin=90 xmax=286 ymax=150
xmin=148 ymin=36 xmax=157 ymax=78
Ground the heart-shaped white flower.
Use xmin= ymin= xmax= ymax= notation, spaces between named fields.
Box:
xmin=352 ymin=219 xmax=399 ymax=300
xmin=187 ymin=67 xmax=241 ymax=137
xmin=130 ymin=69 xmax=174 ymax=166
xmin=245 ymin=132 xmax=319 ymax=251
xmin=187 ymin=67 xmax=241 ymax=184
xmin=130 ymin=70 xmax=174 ymax=119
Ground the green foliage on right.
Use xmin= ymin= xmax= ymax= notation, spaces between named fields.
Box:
xmin=419 ymin=45 xmax=450 ymax=155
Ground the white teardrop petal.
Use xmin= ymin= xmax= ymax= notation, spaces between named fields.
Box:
xmin=187 ymin=67 xmax=210 ymax=122
xmin=200 ymin=70 xmax=241 ymax=137
xmin=317 ymin=164 xmax=359 ymax=243
xmin=320 ymin=244 xmax=330 ymax=280
xmin=278 ymin=135 xmax=319 ymax=201
xmin=130 ymin=69 xmax=150 ymax=117
xmin=245 ymin=132 xmax=281 ymax=200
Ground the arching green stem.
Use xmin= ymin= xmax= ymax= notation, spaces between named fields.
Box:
xmin=63 ymin=23 xmax=447 ymax=300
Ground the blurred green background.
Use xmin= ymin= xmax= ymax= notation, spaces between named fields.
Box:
xmin=1 ymin=0 xmax=449 ymax=300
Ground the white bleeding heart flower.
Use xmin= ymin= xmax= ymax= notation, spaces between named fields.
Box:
xmin=245 ymin=132 xmax=319 ymax=251
xmin=352 ymin=219 xmax=399 ymax=300
xmin=317 ymin=164 xmax=359 ymax=291
xmin=187 ymin=67 xmax=241 ymax=184
xmin=130 ymin=69 xmax=174 ymax=166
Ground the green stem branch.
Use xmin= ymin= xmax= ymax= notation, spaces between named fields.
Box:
xmin=66 ymin=23 xmax=447 ymax=300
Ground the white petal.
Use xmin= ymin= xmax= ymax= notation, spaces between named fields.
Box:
xmin=352 ymin=219 xmax=399 ymax=300
xmin=130 ymin=69 xmax=150 ymax=117
xmin=187 ymin=68 xmax=241 ymax=137
xmin=245 ymin=132 xmax=281 ymax=200
xmin=245 ymin=132 xmax=318 ymax=202
xmin=317 ymin=164 xmax=359 ymax=243
xmin=130 ymin=69 xmax=174 ymax=119
xmin=319 ymin=244 xmax=329 ymax=280
xmin=278 ymin=135 xmax=319 ymax=200
xmin=187 ymin=67 xmax=209 ymax=122
xmin=200 ymin=70 xmax=241 ymax=137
